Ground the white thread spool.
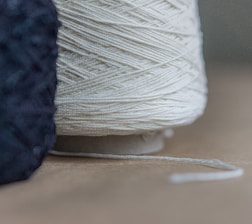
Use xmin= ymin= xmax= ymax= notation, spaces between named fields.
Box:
xmin=53 ymin=0 xmax=207 ymax=155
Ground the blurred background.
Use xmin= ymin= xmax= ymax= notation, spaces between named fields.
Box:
xmin=198 ymin=0 xmax=252 ymax=63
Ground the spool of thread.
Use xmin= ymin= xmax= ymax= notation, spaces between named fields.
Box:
xmin=0 ymin=0 xmax=59 ymax=184
xmin=53 ymin=0 xmax=207 ymax=155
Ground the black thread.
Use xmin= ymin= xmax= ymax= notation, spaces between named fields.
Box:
xmin=0 ymin=0 xmax=59 ymax=184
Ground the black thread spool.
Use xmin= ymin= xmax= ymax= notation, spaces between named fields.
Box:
xmin=0 ymin=0 xmax=59 ymax=184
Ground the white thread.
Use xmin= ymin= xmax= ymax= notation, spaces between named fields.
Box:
xmin=50 ymin=150 xmax=244 ymax=183
xmin=51 ymin=1 xmax=242 ymax=183
xmin=54 ymin=0 xmax=207 ymax=136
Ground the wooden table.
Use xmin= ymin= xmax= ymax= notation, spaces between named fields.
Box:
xmin=1 ymin=65 xmax=252 ymax=224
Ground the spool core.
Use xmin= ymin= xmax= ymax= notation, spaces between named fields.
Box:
xmin=52 ymin=132 xmax=164 ymax=155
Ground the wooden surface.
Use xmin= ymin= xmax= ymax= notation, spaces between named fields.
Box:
xmin=1 ymin=65 xmax=252 ymax=224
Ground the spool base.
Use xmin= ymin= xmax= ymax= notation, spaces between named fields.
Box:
xmin=51 ymin=132 xmax=164 ymax=156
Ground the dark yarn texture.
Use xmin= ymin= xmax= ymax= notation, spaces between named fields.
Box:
xmin=0 ymin=0 xmax=59 ymax=184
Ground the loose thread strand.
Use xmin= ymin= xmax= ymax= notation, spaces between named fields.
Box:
xmin=50 ymin=151 xmax=244 ymax=184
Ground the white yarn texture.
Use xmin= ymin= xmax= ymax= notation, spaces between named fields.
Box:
xmin=55 ymin=0 xmax=207 ymax=136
